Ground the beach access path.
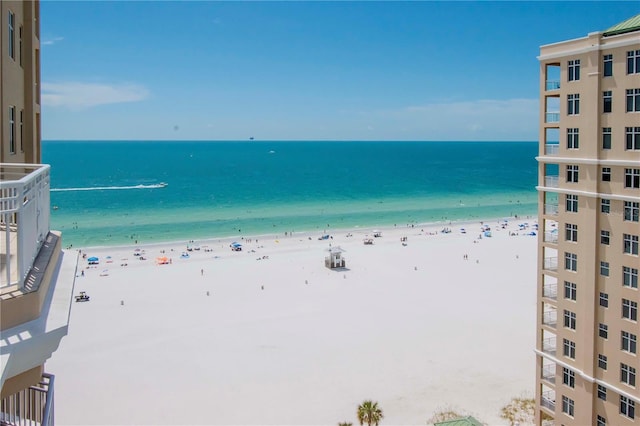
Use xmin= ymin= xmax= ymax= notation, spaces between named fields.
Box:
xmin=46 ymin=219 xmax=538 ymax=425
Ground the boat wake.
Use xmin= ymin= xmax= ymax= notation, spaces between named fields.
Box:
xmin=51 ymin=183 xmax=167 ymax=192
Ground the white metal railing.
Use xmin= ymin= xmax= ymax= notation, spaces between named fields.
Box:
xmin=544 ymin=231 xmax=558 ymax=243
xmin=545 ymin=112 xmax=560 ymax=123
xmin=542 ymin=311 xmax=557 ymax=328
xmin=542 ymin=337 xmax=556 ymax=355
xmin=545 ymin=144 xmax=559 ymax=155
xmin=544 ymin=257 xmax=558 ymax=271
xmin=541 ymin=391 xmax=556 ymax=411
xmin=541 ymin=364 xmax=556 ymax=383
xmin=544 ymin=204 xmax=558 ymax=216
xmin=0 ymin=373 xmax=54 ymax=426
xmin=546 ymin=80 xmax=560 ymax=91
xmin=543 ymin=283 xmax=557 ymax=300
xmin=544 ymin=176 xmax=559 ymax=188
xmin=0 ymin=163 xmax=51 ymax=289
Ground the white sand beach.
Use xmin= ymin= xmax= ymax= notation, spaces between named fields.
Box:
xmin=46 ymin=219 xmax=538 ymax=425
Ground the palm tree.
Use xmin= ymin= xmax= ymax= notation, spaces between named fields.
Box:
xmin=357 ymin=400 xmax=384 ymax=426
xmin=338 ymin=423 xmax=353 ymax=426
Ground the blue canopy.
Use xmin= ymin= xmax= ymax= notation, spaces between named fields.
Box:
xmin=87 ymin=256 xmax=99 ymax=262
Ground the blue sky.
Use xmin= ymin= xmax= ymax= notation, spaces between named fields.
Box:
xmin=40 ymin=1 xmax=639 ymax=141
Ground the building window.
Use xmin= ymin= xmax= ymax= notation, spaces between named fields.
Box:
xmin=604 ymin=53 xmax=613 ymax=76
xmin=564 ymin=310 xmax=577 ymax=330
xmin=628 ymin=49 xmax=640 ymax=74
xmin=600 ymin=292 xmax=609 ymax=308
xmin=562 ymin=367 xmax=575 ymax=387
xmin=598 ymin=354 xmax=607 ymax=369
xmin=621 ymin=363 xmax=636 ymax=387
xmin=567 ymin=165 xmax=579 ymax=183
xmin=568 ymin=59 xmax=580 ymax=81
xmin=18 ymin=26 xmax=22 ymax=67
xmin=599 ymin=323 xmax=609 ymax=338
xmin=623 ymin=234 xmax=639 ymax=255
xmin=597 ymin=414 xmax=606 ymax=426
xmin=627 ymin=89 xmax=640 ymax=112
xmin=602 ymin=167 xmax=611 ymax=182
xmin=565 ymin=252 xmax=577 ymax=271
xmin=563 ymin=338 xmax=576 ymax=359
xmin=623 ymin=266 xmax=638 ymax=288
xmin=566 ymin=194 xmax=578 ymax=213
xmin=597 ymin=384 xmax=607 ymax=400
xmin=621 ymin=395 xmax=635 ymax=419
xmin=622 ymin=298 xmax=638 ymax=321
xmin=568 ymin=94 xmax=580 ymax=115
xmin=567 ymin=128 xmax=579 ymax=149
xmin=565 ymin=223 xmax=578 ymax=242
xmin=19 ymin=109 xmax=23 ymax=152
xmin=626 ymin=127 xmax=640 ymax=150
xmin=601 ymin=230 xmax=610 ymax=245
xmin=602 ymin=127 xmax=612 ymax=149
xmin=601 ymin=199 xmax=611 ymax=214
xmin=600 ymin=261 xmax=610 ymax=277
xmin=603 ymin=91 xmax=612 ymax=113
xmin=625 ymin=168 xmax=640 ymax=188
xmin=622 ymin=331 xmax=637 ymax=354
xmin=8 ymin=10 xmax=15 ymax=60
xmin=9 ymin=106 xmax=16 ymax=154
xmin=624 ymin=201 xmax=640 ymax=222
xmin=562 ymin=395 xmax=575 ymax=417
xmin=565 ymin=281 xmax=577 ymax=301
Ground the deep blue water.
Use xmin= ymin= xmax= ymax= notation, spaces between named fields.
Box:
xmin=43 ymin=140 xmax=538 ymax=247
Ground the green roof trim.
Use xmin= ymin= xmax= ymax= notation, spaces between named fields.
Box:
xmin=434 ymin=416 xmax=484 ymax=426
xmin=603 ymin=13 xmax=640 ymax=37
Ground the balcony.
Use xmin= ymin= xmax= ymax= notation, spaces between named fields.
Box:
xmin=542 ymin=311 xmax=557 ymax=329
xmin=543 ymin=257 xmax=558 ymax=272
xmin=544 ymin=144 xmax=559 ymax=155
xmin=545 ymin=112 xmax=560 ymax=123
xmin=542 ymin=337 xmax=556 ymax=356
xmin=544 ymin=176 xmax=558 ymax=188
xmin=544 ymin=204 xmax=558 ymax=216
xmin=546 ymin=80 xmax=560 ymax=91
xmin=541 ymin=364 xmax=556 ymax=384
xmin=542 ymin=283 xmax=557 ymax=300
xmin=543 ymin=231 xmax=558 ymax=244
xmin=0 ymin=373 xmax=54 ymax=426
xmin=541 ymin=391 xmax=556 ymax=411
xmin=1 ymin=163 xmax=51 ymax=289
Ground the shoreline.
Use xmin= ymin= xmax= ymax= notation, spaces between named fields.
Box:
xmin=69 ymin=213 xmax=537 ymax=252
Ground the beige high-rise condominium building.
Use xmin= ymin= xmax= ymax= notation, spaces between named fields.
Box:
xmin=1 ymin=1 xmax=74 ymax=424
xmin=536 ymin=13 xmax=640 ymax=426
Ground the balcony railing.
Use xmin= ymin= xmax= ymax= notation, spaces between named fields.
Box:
xmin=541 ymin=364 xmax=556 ymax=384
xmin=544 ymin=144 xmax=559 ymax=155
xmin=543 ymin=283 xmax=557 ymax=300
xmin=542 ymin=311 xmax=557 ymax=328
xmin=0 ymin=373 xmax=54 ymax=426
xmin=545 ymin=112 xmax=560 ymax=123
xmin=544 ymin=176 xmax=559 ymax=188
xmin=544 ymin=231 xmax=558 ymax=244
xmin=544 ymin=257 xmax=558 ymax=271
xmin=546 ymin=80 xmax=560 ymax=91
xmin=0 ymin=163 xmax=50 ymax=289
xmin=544 ymin=204 xmax=558 ymax=216
xmin=542 ymin=337 xmax=556 ymax=356
xmin=541 ymin=391 xmax=556 ymax=411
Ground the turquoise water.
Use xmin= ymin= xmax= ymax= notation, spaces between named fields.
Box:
xmin=43 ymin=141 xmax=538 ymax=247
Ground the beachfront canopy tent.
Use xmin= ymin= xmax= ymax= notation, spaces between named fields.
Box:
xmin=87 ymin=256 xmax=99 ymax=262
xmin=230 ymin=242 xmax=242 ymax=251
xmin=325 ymin=246 xmax=346 ymax=269
xmin=156 ymin=256 xmax=169 ymax=265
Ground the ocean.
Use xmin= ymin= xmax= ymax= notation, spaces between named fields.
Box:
xmin=43 ymin=140 xmax=539 ymax=248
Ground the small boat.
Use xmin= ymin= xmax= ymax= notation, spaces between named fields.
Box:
xmin=158 ymin=182 xmax=168 ymax=187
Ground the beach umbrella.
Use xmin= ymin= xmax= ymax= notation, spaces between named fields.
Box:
xmin=87 ymin=256 xmax=99 ymax=262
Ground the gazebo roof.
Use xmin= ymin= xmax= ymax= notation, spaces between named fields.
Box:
xmin=326 ymin=246 xmax=346 ymax=253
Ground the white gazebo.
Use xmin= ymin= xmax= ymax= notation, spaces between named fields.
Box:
xmin=325 ymin=246 xmax=346 ymax=269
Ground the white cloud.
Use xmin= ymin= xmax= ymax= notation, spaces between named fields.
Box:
xmin=353 ymin=98 xmax=539 ymax=140
xmin=41 ymin=82 xmax=149 ymax=109
xmin=41 ymin=36 xmax=64 ymax=46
